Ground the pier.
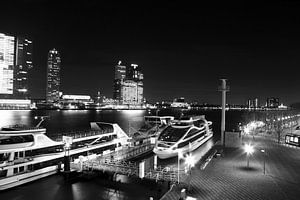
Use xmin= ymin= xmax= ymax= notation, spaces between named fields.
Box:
xmin=69 ymin=136 xmax=216 ymax=185
xmin=69 ymin=137 xmax=186 ymax=183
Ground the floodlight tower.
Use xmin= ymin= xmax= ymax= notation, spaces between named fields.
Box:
xmin=218 ymin=79 xmax=230 ymax=146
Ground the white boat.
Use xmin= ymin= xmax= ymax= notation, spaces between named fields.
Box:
xmin=132 ymin=116 xmax=174 ymax=138
xmin=0 ymin=120 xmax=129 ymax=190
xmin=153 ymin=115 xmax=213 ymax=159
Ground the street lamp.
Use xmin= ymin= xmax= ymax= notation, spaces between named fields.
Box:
xmin=185 ymin=153 xmax=195 ymax=191
xmin=177 ymin=151 xmax=183 ymax=184
xmin=261 ymin=149 xmax=266 ymax=174
xmin=244 ymin=144 xmax=254 ymax=168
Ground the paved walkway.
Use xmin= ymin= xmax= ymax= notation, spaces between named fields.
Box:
xmin=161 ymin=135 xmax=300 ymax=200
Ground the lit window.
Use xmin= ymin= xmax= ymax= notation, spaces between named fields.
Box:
xmin=295 ymin=137 xmax=299 ymax=143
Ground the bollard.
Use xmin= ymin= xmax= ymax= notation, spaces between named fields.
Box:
xmin=179 ymin=188 xmax=187 ymax=200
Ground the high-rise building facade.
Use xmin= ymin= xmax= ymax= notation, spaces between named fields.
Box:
xmin=113 ymin=61 xmax=126 ymax=101
xmin=0 ymin=33 xmax=14 ymax=97
xmin=46 ymin=48 xmax=61 ymax=102
xmin=121 ymin=80 xmax=137 ymax=104
xmin=0 ymin=33 xmax=33 ymax=99
xmin=127 ymin=64 xmax=143 ymax=81
xmin=113 ymin=61 xmax=144 ymax=105
xmin=14 ymin=37 xmax=33 ymax=98
xmin=247 ymin=98 xmax=258 ymax=108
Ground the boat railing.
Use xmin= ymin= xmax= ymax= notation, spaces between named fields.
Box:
xmin=49 ymin=129 xmax=114 ymax=142
xmin=2 ymin=124 xmax=45 ymax=131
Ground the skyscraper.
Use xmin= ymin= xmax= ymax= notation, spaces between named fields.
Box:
xmin=0 ymin=33 xmax=14 ymax=98
xmin=46 ymin=48 xmax=61 ymax=102
xmin=127 ymin=64 xmax=143 ymax=81
xmin=14 ymin=37 xmax=33 ymax=99
xmin=113 ymin=61 xmax=126 ymax=102
xmin=113 ymin=61 xmax=144 ymax=105
xmin=0 ymin=33 xmax=33 ymax=99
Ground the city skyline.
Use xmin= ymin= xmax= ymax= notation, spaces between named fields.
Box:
xmin=1 ymin=1 xmax=300 ymax=105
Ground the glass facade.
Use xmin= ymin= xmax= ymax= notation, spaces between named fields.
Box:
xmin=121 ymin=80 xmax=137 ymax=104
xmin=46 ymin=48 xmax=61 ymax=102
xmin=113 ymin=61 xmax=126 ymax=101
xmin=14 ymin=37 xmax=33 ymax=99
xmin=0 ymin=33 xmax=33 ymax=99
xmin=0 ymin=33 xmax=15 ymax=96
xmin=113 ymin=61 xmax=144 ymax=105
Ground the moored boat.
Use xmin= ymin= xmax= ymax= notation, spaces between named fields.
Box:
xmin=0 ymin=120 xmax=129 ymax=190
xmin=153 ymin=115 xmax=213 ymax=159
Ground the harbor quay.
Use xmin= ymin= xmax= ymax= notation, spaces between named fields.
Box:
xmin=161 ymin=133 xmax=300 ymax=200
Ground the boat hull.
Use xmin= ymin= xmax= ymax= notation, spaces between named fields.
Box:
xmin=153 ymin=133 xmax=213 ymax=159
xmin=0 ymin=166 xmax=58 ymax=191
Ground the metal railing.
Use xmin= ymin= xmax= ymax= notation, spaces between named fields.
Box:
xmin=49 ymin=129 xmax=114 ymax=142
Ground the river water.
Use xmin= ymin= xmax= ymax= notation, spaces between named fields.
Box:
xmin=0 ymin=109 xmax=246 ymax=200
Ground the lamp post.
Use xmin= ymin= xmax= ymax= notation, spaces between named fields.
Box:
xmin=244 ymin=144 xmax=254 ymax=168
xmin=177 ymin=151 xmax=183 ymax=184
xmin=261 ymin=149 xmax=266 ymax=174
xmin=185 ymin=153 xmax=195 ymax=191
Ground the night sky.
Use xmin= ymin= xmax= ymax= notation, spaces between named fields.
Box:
xmin=1 ymin=0 xmax=300 ymax=105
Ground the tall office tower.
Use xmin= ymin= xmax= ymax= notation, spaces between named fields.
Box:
xmin=127 ymin=64 xmax=143 ymax=81
xmin=113 ymin=61 xmax=126 ymax=102
xmin=121 ymin=80 xmax=138 ymax=104
xmin=125 ymin=64 xmax=144 ymax=104
xmin=247 ymin=99 xmax=253 ymax=108
xmin=0 ymin=33 xmax=15 ymax=98
xmin=46 ymin=48 xmax=61 ymax=102
xmin=247 ymin=98 xmax=259 ymax=108
xmin=14 ymin=37 xmax=33 ymax=99
xmin=254 ymin=98 xmax=258 ymax=108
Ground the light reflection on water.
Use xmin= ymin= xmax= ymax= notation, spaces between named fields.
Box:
xmin=0 ymin=109 xmax=147 ymax=135
xmin=0 ymin=110 xmax=32 ymax=127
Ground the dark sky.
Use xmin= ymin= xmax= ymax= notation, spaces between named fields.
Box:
xmin=1 ymin=0 xmax=300 ymax=105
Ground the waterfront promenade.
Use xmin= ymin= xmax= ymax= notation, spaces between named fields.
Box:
xmin=161 ymin=134 xmax=300 ymax=200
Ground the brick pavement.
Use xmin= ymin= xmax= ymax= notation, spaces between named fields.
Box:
xmin=161 ymin=135 xmax=300 ymax=200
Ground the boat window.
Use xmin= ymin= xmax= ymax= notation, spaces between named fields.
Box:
xmin=95 ymin=123 xmax=114 ymax=133
xmin=158 ymin=126 xmax=190 ymax=142
xmin=193 ymin=119 xmax=205 ymax=128
xmin=0 ymin=153 xmax=10 ymax=162
xmin=0 ymin=170 xmax=7 ymax=178
xmin=184 ymin=128 xmax=201 ymax=139
xmin=178 ymin=132 xmax=205 ymax=148
xmin=13 ymin=167 xmax=18 ymax=174
xmin=19 ymin=166 xmax=24 ymax=173
xmin=0 ymin=135 xmax=34 ymax=145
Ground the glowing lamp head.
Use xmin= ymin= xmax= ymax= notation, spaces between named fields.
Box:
xmin=185 ymin=154 xmax=195 ymax=168
xmin=244 ymin=144 xmax=254 ymax=155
